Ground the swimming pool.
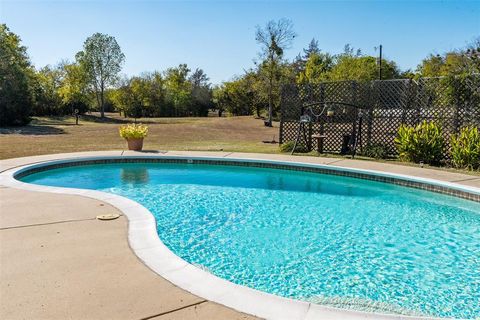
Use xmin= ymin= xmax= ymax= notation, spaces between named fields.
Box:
xmin=19 ymin=160 xmax=480 ymax=319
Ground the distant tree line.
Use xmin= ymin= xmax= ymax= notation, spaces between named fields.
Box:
xmin=214 ymin=21 xmax=479 ymax=124
xmin=0 ymin=24 xmax=212 ymax=125
xmin=1 ymin=22 xmax=478 ymax=126
xmin=110 ymin=65 xmax=212 ymax=118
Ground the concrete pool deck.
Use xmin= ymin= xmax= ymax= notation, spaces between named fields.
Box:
xmin=1 ymin=150 xmax=479 ymax=320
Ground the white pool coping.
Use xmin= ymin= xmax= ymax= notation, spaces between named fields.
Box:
xmin=1 ymin=153 xmax=478 ymax=320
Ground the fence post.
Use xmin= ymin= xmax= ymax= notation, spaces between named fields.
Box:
xmin=400 ymin=80 xmax=411 ymax=125
xmin=279 ymin=85 xmax=287 ymax=145
xmin=415 ymin=80 xmax=423 ymax=124
xmin=366 ymin=82 xmax=374 ymax=148
xmin=452 ymin=77 xmax=461 ymax=134
xmin=279 ymin=121 xmax=284 ymax=145
xmin=308 ymin=122 xmax=313 ymax=151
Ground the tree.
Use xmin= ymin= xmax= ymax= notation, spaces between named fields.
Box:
xmin=303 ymin=38 xmax=320 ymax=59
xmin=0 ymin=24 xmax=34 ymax=126
xmin=293 ymin=38 xmax=324 ymax=81
xmin=254 ymin=60 xmax=294 ymax=118
xmin=417 ymin=54 xmax=444 ymax=77
xmin=297 ymin=52 xmax=334 ymax=84
xmin=189 ymin=68 xmax=209 ymax=87
xmin=212 ymin=85 xmax=227 ymax=117
xmin=164 ymin=64 xmax=192 ymax=116
xmin=328 ymin=55 xmax=399 ymax=81
xmin=189 ymin=68 xmax=212 ymax=116
xmin=217 ymin=79 xmax=253 ymax=116
xmin=76 ymin=33 xmax=125 ymax=118
xmin=109 ymin=66 xmax=212 ymax=118
xmin=31 ymin=64 xmax=63 ymax=116
xmin=110 ymin=77 xmax=143 ymax=118
xmin=464 ymin=37 xmax=480 ymax=73
xmin=110 ymin=72 xmax=165 ymax=118
xmin=143 ymin=71 xmax=167 ymax=116
xmin=58 ymin=61 xmax=91 ymax=114
xmin=342 ymin=44 xmax=362 ymax=57
xmin=417 ymin=44 xmax=479 ymax=78
xmin=255 ymin=19 xmax=296 ymax=126
xmin=243 ymin=70 xmax=268 ymax=118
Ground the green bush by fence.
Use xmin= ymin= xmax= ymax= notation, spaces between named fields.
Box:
xmin=450 ymin=126 xmax=480 ymax=170
xmin=394 ymin=121 xmax=444 ymax=165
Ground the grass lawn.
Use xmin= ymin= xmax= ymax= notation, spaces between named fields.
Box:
xmin=1 ymin=113 xmax=478 ymax=177
xmin=0 ymin=113 xmax=281 ymax=159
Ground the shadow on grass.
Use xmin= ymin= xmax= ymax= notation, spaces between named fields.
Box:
xmin=80 ymin=114 xmax=175 ymax=124
xmin=32 ymin=115 xmax=131 ymax=125
xmin=0 ymin=125 xmax=66 ymax=135
xmin=80 ymin=114 xmax=131 ymax=124
xmin=83 ymin=113 xmax=211 ymax=124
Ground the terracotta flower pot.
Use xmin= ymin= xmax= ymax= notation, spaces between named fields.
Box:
xmin=126 ymin=138 xmax=144 ymax=151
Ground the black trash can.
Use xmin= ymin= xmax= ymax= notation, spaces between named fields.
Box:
xmin=340 ymin=134 xmax=351 ymax=155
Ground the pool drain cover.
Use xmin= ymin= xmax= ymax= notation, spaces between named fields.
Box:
xmin=96 ymin=213 xmax=120 ymax=221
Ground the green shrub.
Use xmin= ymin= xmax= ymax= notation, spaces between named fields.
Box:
xmin=279 ymin=141 xmax=309 ymax=153
xmin=363 ymin=143 xmax=390 ymax=159
xmin=450 ymin=126 xmax=480 ymax=170
xmin=394 ymin=121 xmax=445 ymax=165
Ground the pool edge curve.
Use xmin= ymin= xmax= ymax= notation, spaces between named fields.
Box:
xmin=1 ymin=153 xmax=477 ymax=320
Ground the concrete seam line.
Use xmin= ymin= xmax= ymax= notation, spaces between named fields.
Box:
xmin=0 ymin=159 xmax=55 ymax=174
xmin=325 ymin=158 xmax=344 ymax=165
xmin=0 ymin=217 xmax=97 ymax=230
xmin=138 ymin=300 xmax=208 ymax=320
xmin=450 ymin=177 xmax=480 ymax=183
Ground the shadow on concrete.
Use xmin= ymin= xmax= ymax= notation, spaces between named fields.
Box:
xmin=137 ymin=150 xmax=167 ymax=154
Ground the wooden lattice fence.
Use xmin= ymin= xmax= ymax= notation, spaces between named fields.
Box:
xmin=279 ymin=75 xmax=480 ymax=157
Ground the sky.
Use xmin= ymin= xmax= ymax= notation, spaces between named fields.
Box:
xmin=1 ymin=0 xmax=479 ymax=84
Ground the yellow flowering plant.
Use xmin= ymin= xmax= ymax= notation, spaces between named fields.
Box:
xmin=119 ymin=124 xmax=148 ymax=139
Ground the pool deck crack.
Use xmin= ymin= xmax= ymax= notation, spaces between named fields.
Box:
xmin=138 ymin=300 xmax=208 ymax=320
xmin=0 ymin=217 xmax=97 ymax=230
xmin=303 ymin=303 xmax=312 ymax=320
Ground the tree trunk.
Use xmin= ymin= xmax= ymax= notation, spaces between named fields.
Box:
xmin=95 ymin=91 xmax=101 ymax=116
xmin=266 ymin=56 xmax=274 ymax=127
xmin=267 ymin=77 xmax=273 ymax=127
xmin=267 ymin=81 xmax=273 ymax=127
xmin=100 ymin=84 xmax=105 ymax=118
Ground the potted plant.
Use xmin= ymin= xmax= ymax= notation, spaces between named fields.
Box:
xmin=119 ymin=124 xmax=148 ymax=151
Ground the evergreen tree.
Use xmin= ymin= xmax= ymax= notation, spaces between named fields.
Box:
xmin=303 ymin=38 xmax=320 ymax=59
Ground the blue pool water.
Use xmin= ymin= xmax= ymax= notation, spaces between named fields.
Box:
xmin=21 ymin=163 xmax=480 ymax=318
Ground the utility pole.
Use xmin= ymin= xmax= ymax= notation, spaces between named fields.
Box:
xmin=378 ymin=44 xmax=383 ymax=80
